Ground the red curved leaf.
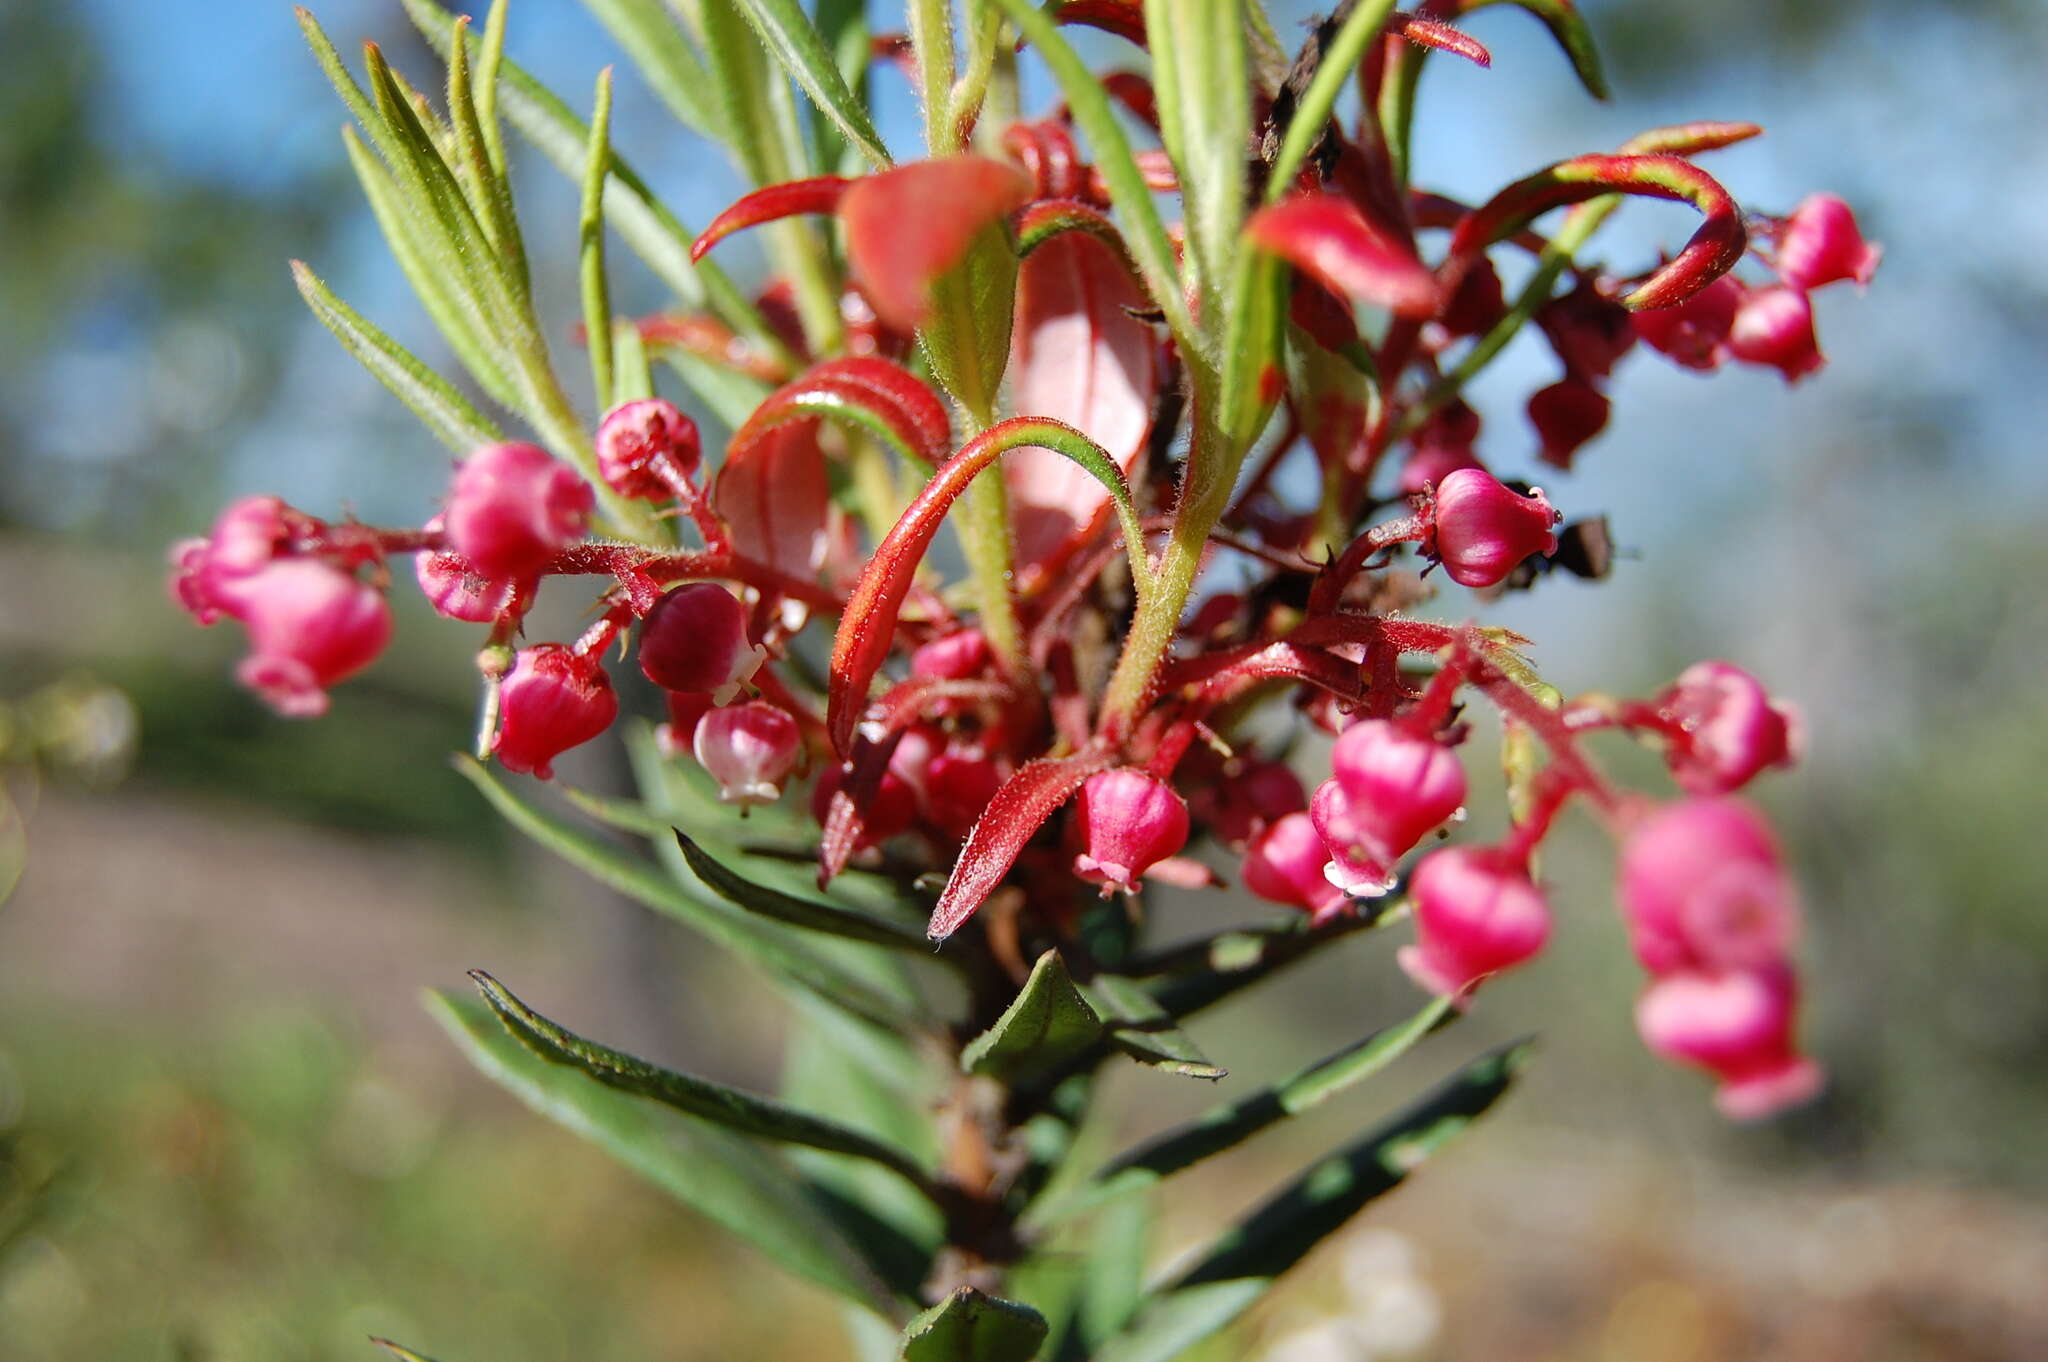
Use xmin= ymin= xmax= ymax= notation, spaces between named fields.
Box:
xmin=1392 ymin=14 xmax=1491 ymax=66
xmin=1449 ymin=153 xmax=1747 ymax=309
xmin=728 ymin=356 xmax=953 ymax=469
xmin=838 ymin=156 xmax=1034 ymax=333
xmin=1618 ymin=121 xmax=1763 ymax=157
xmin=1047 ymin=0 xmax=1146 ymax=47
xmin=711 ymin=422 xmax=831 ymax=579
xmin=1007 ymin=231 xmax=1160 ymax=578
xmin=1248 ymin=195 xmax=1444 ymax=319
xmin=927 ymin=751 xmax=1114 ymax=940
xmin=691 ymin=176 xmax=854 ymax=262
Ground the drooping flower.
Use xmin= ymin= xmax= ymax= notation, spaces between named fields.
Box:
xmin=1654 ymin=661 xmax=1801 ymax=795
xmin=1429 ymin=469 xmax=1560 ymax=588
xmin=493 ymin=643 xmax=618 ymax=779
xmin=1527 ymin=378 xmax=1611 ymax=471
xmin=1073 ymin=768 xmax=1189 ymax=892
xmin=1397 ymin=845 xmax=1552 ymax=999
xmin=694 ymin=701 xmax=802 ymax=806
xmin=1329 ymin=719 xmax=1469 ymax=863
xmin=1636 ymin=965 xmax=1824 ymax=1120
xmin=1617 ymin=797 xmax=1799 ymax=975
xmin=1310 ymin=779 xmax=1397 ymax=898
xmin=636 ymin=583 xmax=760 ymax=701
xmin=1632 ymin=273 xmax=1743 ymax=372
xmin=1774 ymin=194 xmax=1880 ymax=292
xmin=1536 ymin=275 xmax=1636 ymax=380
xmin=1243 ymin=811 xmax=1348 ymax=919
xmin=444 ymin=443 xmax=595 ymax=580
xmin=1727 ymin=285 xmax=1825 ymax=383
xmin=231 ymin=558 xmax=392 ymax=718
xmin=170 ymin=494 xmax=300 ymax=624
xmin=595 ymin=398 xmax=701 ymax=501
xmin=414 ymin=516 xmax=531 ymax=623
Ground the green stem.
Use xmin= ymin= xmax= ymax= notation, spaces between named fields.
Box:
xmin=909 ymin=0 xmax=959 ymax=153
xmin=951 ymin=402 xmax=1028 ymax=678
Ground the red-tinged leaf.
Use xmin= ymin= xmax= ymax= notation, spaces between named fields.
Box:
xmin=1001 ymin=120 xmax=1086 ymax=201
xmin=838 ymin=157 xmax=1034 ymax=333
xmin=928 ymin=752 xmax=1114 ymax=940
xmin=1048 ymin=0 xmax=1146 ymax=48
xmin=828 ymin=418 xmax=1146 ymax=755
xmin=1448 ymin=153 xmax=1746 ymax=310
xmin=1007 ymin=232 xmax=1161 ymax=578
xmin=1098 ymin=71 xmax=1161 ymax=131
xmin=635 ymin=313 xmax=790 ymax=383
xmin=1014 ymin=199 xmax=1137 ymax=266
xmin=1391 ymin=14 xmax=1491 ymax=67
xmin=727 ymin=356 xmax=953 ymax=470
xmin=1618 ymin=121 xmax=1763 ymax=157
xmin=1248 ymin=195 xmax=1444 ymax=319
xmin=691 ymin=176 xmax=854 ymax=262
xmin=817 ymin=730 xmax=902 ymax=885
xmin=712 ymin=420 xmax=831 ymax=578
xmin=1450 ymin=0 xmax=1606 ymax=99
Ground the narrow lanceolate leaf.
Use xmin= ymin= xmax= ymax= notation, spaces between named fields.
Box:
xmin=837 ymin=157 xmax=1033 ymax=334
xmin=1618 ymin=120 xmax=1763 ymax=157
xmin=728 ymin=0 xmax=893 ymax=169
xmin=928 ymin=752 xmax=1115 ymax=940
xmin=1247 ymin=195 xmax=1444 ymax=319
xmin=579 ymin=0 xmax=726 ymax=140
xmin=1083 ymin=975 xmax=1226 ymax=1080
xmin=455 ymin=756 xmax=923 ymax=1032
xmin=961 ymin=950 xmax=1107 ymax=1082
xmin=1449 ymin=153 xmax=1746 ymax=309
xmin=429 ymin=993 xmax=895 ymax=1309
xmin=901 ymin=1288 xmax=1050 ymax=1362
xmin=690 ymin=176 xmax=856 ymax=261
xmin=369 ymin=1340 xmax=444 ymax=1362
xmin=1145 ymin=0 xmax=1249 ymax=314
xmin=579 ymin=68 xmax=616 ymax=411
xmin=829 ymin=419 xmax=1148 ymax=755
xmin=1455 ymin=0 xmax=1606 ymax=99
xmin=674 ymin=833 xmax=938 ymax=955
xmin=291 ymin=261 xmax=504 ymax=452
xmin=1092 ymin=1042 xmax=1532 ymax=1362
xmin=471 ymin=972 xmax=939 ymax=1192
xmin=1043 ymin=997 xmax=1453 ymax=1221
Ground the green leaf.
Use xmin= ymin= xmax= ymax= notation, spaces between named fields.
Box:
xmin=1040 ymin=998 xmax=1453 ymax=1223
xmin=961 ymin=950 xmax=1105 ymax=1083
xmin=1075 ymin=1193 xmax=1153 ymax=1351
xmin=1215 ymin=246 xmax=1287 ymax=453
xmin=454 ymin=755 xmax=924 ymax=1033
xmin=1263 ymin=0 xmax=1400 ymax=203
xmin=580 ymin=0 xmax=727 ymax=140
xmin=730 ymin=0 xmax=893 ymax=169
xmin=1467 ymin=0 xmax=1608 ymax=99
xmin=675 ymin=832 xmax=941 ymax=956
xmin=901 ymin=1288 xmax=1049 ymax=1362
xmin=580 ymin=67 xmax=617 ymax=411
xmin=429 ymin=991 xmax=898 ymax=1310
xmin=290 ymin=260 xmax=504 ymax=453
xmin=990 ymin=0 xmax=1197 ymax=354
xmin=1146 ymin=910 xmax=1394 ymax=1021
xmin=370 ymin=1340 xmax=445 ymax=1362
xmin=470 ymin=971 xmax=939 ymax=1191
xmin=1146 ymin=0 xmax=1249 ymax=317
xmin=1084 ymin=975 xmax=1226 ymax=1081
xmin=917 ymin=222 xmax=1019 ymax=425
xmin=1091 ymin=1041 xmax=1531 ymax=1362
xmin=446 ymin=12 xmax=529 ymax=295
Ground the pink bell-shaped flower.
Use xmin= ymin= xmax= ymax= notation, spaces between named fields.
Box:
xmin=924 ymin=745 xmax=1002 ymax=840
xmin=596 ymin=398 xmax=701 ymax=501
xmin=1397 ymin=845 xmax=1552 ymax=999
xmin=1636 ymin=965 xmax=1824 ymax=1120
xmin=1073 ymin=769 xmax=1189 ymax=892
xmin=911 ymin=628 xmax=992 ymax=680
xmin=636 ymin=583 xmax=761 ymax=700
xmin=1200 ymin=757 xmax=1307 ymax=851
xmin=693 ymin=701 xmax=801 ymax=806
xmin=444 ymin=443 xmax=595 ymax=580
xmin=170 ymin=494 xmax=300 ymax=623
xmin=1655 ymin=661 xmax=1801 ymax=795
xmin=1310 ymin=779 xmax=1397 ymax=897
xmin=654 ymin=690 xmax=715 ymax=760
xmin=1632 ymin=273 xmax=1742 ymax=372
xmin=1330 ymin=719 xmax=1468 ymax=860
xmin=1618 ymin=798 xmax=1800 ymax=975
xmin=1429 ymin=468 xmax=1560 ymax=588
xmin=1775 ymin=194 xmax=1880 ymax=292
xmin=1727 ymin=285 xmax=1826 ymax=384
xmin=414 ymin=515 xmax=532 ymax=623
xmin=231 ymin=558 xmax=393 ymax=718
xmin=492 ymin=643 xmax=618 ymax=780
xmin=1243 ymin=811 xmax=1348 ymax=920
xmin=1527 ymin=378 xmax=1611 ymax=471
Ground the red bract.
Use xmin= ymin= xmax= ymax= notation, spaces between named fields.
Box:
xmin=637 ymin=583 xmax=759 ymax=701
xmin=596 ymin=398 xmax=700 ymax=501
xmin=1247 ymin=195 xmax=1444 ymax=319
xmin=694 ymin=701 xmax=801 ymax=807
xmin=1528 ymin=378 xmax=1611 ymax=471
xmin=1430 ymin=468 xmax=1561 ymax=587
xmin=1618 ymin=798 xmax=1799 ymax=975
xmin=1636 ymin=966 xmax=1823 ymax=1120
xmin=837 ymin=157 xmax=1034 ymax=332
xmin=232 ymin=559 xmax=392 ymax=717
xmin=1727 ymin=285 xmax=1826 ymax=383
xmin=444 ymin=443 xmax=594 ymax=580
xmin=1655 ymin=661 xmax=1801 ymax=795
xmin=1073 ymin=768 xmax=1189 ymax=893
xmin=1329 ymin=719 xmax=1469 ymax=862
xmin=1633 ymin=273 xmax=1742 ymax=371
xmin=1243 ymin=811 xmax=1347 ymax=920
xmin=1775 ymin=193 xmax=1881 ymax=292
xmin=1398 ymin=846 xmax=1553 ymax=1000
xmin=492 ymin=643 xmax=617 ymax=780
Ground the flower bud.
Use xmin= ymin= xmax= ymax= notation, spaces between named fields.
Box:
xmin=595 ymin=398 xmax=701 ymax=501
xmin=1636 ymin=966 xmax=1823 ymax=1120
xmin=1202 ymin=757 xmax=1308 ymax=851
xmin=1655 ymin=661 xmax=1801 ymax=795
xmin=444 ymin=443 xmax=595 ymax=580
xmin=170 ymin=495 xmax=299 ymax=623
xmin=637 ymin=583 xmax=761 ymax=700
xmin=1430 ymin=468 xmax=1560 ymax=588
xmin=1536 ymin=276 xmax=1636 ymax=380
xmin=230 ymin=559 xmax=392 ymax=718
xmin=1618 ymin=798 xmax=1799 ymax=975
xmin=1310 ymin=779 xmax=1397 ymax=897
xmin=1631 ymin=273 xmax=1742 ymax=372
xmin=492 ymin=643 xmax=618 ymax=779
xmin=655 ymin=690 xmax=715 ymax=759
xmin=1398 ymin=846 xmax=1552 ymax=998
xmin=1073 ymin=769 xmax=1189 ymax=892
xmin=693 ymin=701 xmax=801 ymax=806
xmin=1397 ymin=439 xmax=1485 ymax=496
xmin=1775 ymin=194 xmax=1880 ymax=292
xmin=1243 ymin=811 xmax=1347 ymax=919
xmin=1527 ymin=378 xmax=1610 ymax=471
xmin=1330 ymin=719 xmax=1468 ymax=861
xmin=1727 ymin=285 xmax=1825 ymax=384
xmin=414 ymin=516 xmax=532 ymax=622
xmin=911 ymin=628 xmax=991 ymax=680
